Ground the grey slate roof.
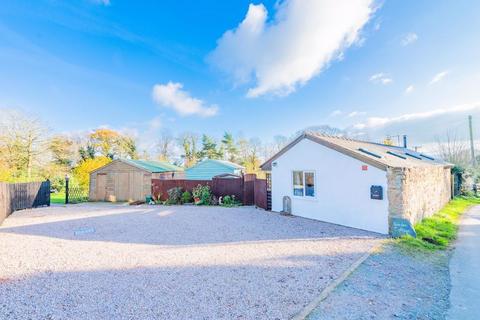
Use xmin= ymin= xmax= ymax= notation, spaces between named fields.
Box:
xmin=261 ymin=132 xmax=453 ymax=171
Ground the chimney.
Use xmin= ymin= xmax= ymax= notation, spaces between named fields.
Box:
xmin=403 ymin=135 xmax=408 ymax=148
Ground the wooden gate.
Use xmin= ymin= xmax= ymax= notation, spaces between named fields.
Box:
xmin=254 ymin=178 xmax=268 ymax=210
xmin=0 ymin=181 xmax=51 ymax=225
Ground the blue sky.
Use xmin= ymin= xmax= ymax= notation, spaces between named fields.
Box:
xmin=1 ymin=0 xmax=480 ymax=150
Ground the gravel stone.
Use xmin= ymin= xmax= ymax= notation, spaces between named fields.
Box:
xmin=0 ymin=203 xmax=381 ymax=320
xmin=307 ymin=242 xmax=451 ymax=320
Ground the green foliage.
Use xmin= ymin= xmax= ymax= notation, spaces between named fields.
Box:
xmin=220 ymin=195 xmax=241 ymax=207
xmin=179 ymin=132 xmax=199 ymax=167
xmin=222 ymin=195 xmax=233 ymax=205
xmin=198 ymin=134 xmax=222 ymax=160
xmin=49 ymin=135 xmax=75 ymax=167
xmin=89 ymin=128 xmax=138 ymax=160
xmin=192 ymin=184 xmax=212 ymax=205
xmin=73 ymin=156 xmax=111 ymax=191
xmin=181 ymin=191 xmax=193 ymax=204
xmin=398 ymin=196 xmax=480 ymax=251
xmin=221 ymin=132 xmax=238 ymax=162
xmin=79 ymin=145 xmax=95 ymax=161
xmin=166 ymin=187 xmax=183 ymax=204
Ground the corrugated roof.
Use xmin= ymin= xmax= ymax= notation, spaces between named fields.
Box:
xmin=122 ymin=159 xmax=184 ymax=173
xmin=261 ymin=132 xmax=452 ymax=171
xmin=185 ymin=159 xmax=244 ymax=180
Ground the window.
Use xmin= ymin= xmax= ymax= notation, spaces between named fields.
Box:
xmin=292 ymin=171 xmax=315 ymax=197
xmin=293 ymin=171 xmax=304 ymax=196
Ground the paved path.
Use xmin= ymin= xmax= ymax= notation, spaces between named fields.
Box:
xmin=448 ymin=205 xmax=480 ymax=320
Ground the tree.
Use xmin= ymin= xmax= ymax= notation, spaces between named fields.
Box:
xmin=0 ymin=109 xmax=48 ymax=180
xmin=237 ymin=137 xmax=262 ymax=174
xmin=272 ymin=135 xmax=288 ymax=153
xmin=79 ymin=145 xmax=96 ymax=161
xmin=156 ymin=130 xmax=175 ymax=161
xmin=89 ymin=128 xmax=138 ymax=159
xmin=118 ymin=136 xmax=138 ymax=159
xmin=73 ymin=156 xmax=111 ymax=190
xmin=178 ymin=132 xmax=199 ymax=167
xmin=199 ymin=134 xmax=222 ymax=160
xmin=221 ymin=132 xmax=238 ymax=162
xmin=435 ymin=131 xmax=470 ymax=167
xmin=49 ymin=135 xmax=75 ymax=167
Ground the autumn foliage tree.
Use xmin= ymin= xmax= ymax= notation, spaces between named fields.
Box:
xmin=73 ymin=156 xmax=112 ymax=190
xmin=89 ymin=128 xmax=138 ymax=160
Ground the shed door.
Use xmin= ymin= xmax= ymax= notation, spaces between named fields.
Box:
xmin=116 ymin=172 xmax=130 ymax=201
xmin=96 ymin=174 xmax=107 ymax=201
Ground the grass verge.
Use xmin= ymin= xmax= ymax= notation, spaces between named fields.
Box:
xmin=398 ymin=196 xmax=480 ymax=250
xmin=50 ymin=192 xmax=65 ymax=204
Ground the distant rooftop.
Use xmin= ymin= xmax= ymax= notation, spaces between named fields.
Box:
xmin=122 ymin=159 xmax=184 ymax=173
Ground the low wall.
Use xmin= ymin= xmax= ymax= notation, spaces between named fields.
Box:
xmin=387 ymin=166 xmax=452 ymax=234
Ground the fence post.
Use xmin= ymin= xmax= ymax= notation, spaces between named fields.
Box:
xmin=65 ymin=174 xmax=69 ymax=204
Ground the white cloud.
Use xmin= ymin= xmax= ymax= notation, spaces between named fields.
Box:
xmin=330 ymin=109 xmax=343 ymax=117
xmin=430 ymin=70 xmax=449 ymax=85
xmin=369 ymin=72 xmax=393 ymax=85
xmin=353 ymin=102 xmax=480 ymax=130
xmin=152 ymin=82 xmax=218 ymax=117
xmin=405 ymin=85 xmax=414 ymax=94
xmin=401 ymin=32 xmax=418 ymax=46
xmin=348 ymin=111 xmax=367 ymax=117
xmin=209 ymin=0 xmax=375 ymax=98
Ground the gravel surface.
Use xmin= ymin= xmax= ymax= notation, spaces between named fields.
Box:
xmin=0 ymin=204 xmax=381 ymax=320
xmin=307 ymin=242 xmax=451 ymax=320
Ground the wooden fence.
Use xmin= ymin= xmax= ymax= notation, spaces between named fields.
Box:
xmin=151 ymin=174 xmax=269 ymax=209
xmin=0 ymin=181 xmax=51 ymax=225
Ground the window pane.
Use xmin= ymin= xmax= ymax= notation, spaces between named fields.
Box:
xmin=305 ymin=172 xmax=315 ymax=197
xmin=293 ymin=171 xmax=304 ymax=196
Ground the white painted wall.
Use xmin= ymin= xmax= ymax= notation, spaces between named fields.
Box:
xmin=271 ymin=139 xmax=389 ymax=234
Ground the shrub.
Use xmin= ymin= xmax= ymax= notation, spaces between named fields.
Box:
xmin=222 ymin=195 xmax=233 ymax=206
xmin=181 ymin=191 xmax=192 ymax=204
xmin=192 ymin=184 xmax=212 ymax=205
xmin=166 ymin=187 xmax=183 ymax=205
xmin=221 ymin=195 xmax=241 ymax=207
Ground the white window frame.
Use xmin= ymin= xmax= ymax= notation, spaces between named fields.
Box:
xmin=292 ymin=170 xmax=316 ymax=199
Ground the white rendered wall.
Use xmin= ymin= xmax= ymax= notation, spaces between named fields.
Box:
xmin=271 ymin=139 xmax=389 ymax=234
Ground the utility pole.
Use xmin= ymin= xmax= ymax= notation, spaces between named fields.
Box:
xmin=469 ymin=115 xmax=476 ymax=166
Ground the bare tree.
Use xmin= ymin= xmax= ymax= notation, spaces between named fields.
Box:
xmin=0 ymin=109 xmax=49 ymax=180
xmin=156 ymin=130 xmax=175 ymax=161
xmin=178 ymin=132 xmax=199 ymax=167
xmin=435 ymin=130 xmax=470 ymax=167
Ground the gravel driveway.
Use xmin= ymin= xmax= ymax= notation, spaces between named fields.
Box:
xmin=0 ymin=204 xmax=382 ymax=320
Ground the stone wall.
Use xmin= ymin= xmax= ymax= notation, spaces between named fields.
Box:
xmin=387 ymin=166 xmax=452 ymax=235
